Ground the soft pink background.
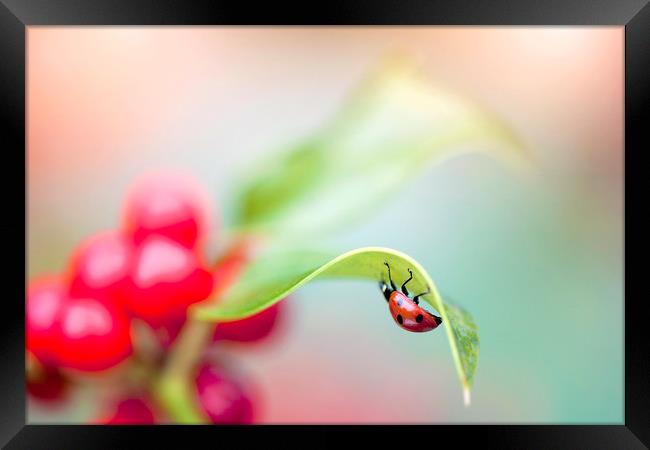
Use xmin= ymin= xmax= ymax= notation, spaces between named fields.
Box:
xmin=28 ymin=27 xmax=623 ymax=423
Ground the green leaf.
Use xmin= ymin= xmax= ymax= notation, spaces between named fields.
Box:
xmin=192 ymin=246 xmax=480 ymax=404
xmin=233 ymin=56 xmax=526 ymax=237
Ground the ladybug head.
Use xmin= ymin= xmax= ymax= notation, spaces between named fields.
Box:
xmin=379 ymin=280 xmax=393 ymax=301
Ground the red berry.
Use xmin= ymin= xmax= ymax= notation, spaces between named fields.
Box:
xmin=101 ymin=397 xmax=156 ymax=424
xmin=212 ymin=301 xmax=285 ymax=343
xmin=56 ymin=296 xmax=133 ymax=372
xmin=152 ymin=239 xmax=255 ymax=350
xmin=122 ymin=172 xmax=211 ymax=249
xmin=28 ymin=274 xmax=133 ymax=372
xmin=123 ymin=235 xmax=214 ymax=327
xmin=66 ymin=230 xmax=135 ymax=301
xmin=27 ymin=366 xmax=68 ymax=404
xmin=26 ymin=277 xmax=67 ymax=366
xmin=195 ymin=363 xmax=254 ymax=424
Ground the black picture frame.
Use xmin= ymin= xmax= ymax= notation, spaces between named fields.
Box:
xmin=1 ymin=1 xmax=647 ymax=448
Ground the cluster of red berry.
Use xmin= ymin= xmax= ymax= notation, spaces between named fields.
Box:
xmin=26 ymin=172 xmax=284 ymax=424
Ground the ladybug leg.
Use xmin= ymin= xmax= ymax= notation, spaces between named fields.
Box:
xmin=384 ymin=262 xmax=397 ymax=292
xmin=379 ymin=281 xmax=392 ymax=301
xmin=412 ymin=287 xmax=431 ymax=305
xmin=401 ymin=269 xmax=413 ymax=296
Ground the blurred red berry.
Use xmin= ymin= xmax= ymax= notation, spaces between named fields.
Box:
xmin=26 ymin=277 xmax=67 ymax=366
xmin=66 ymin=230 xmax=135 ymax=301
xmin=122 ymin=171 xmax=212 ymax=249
xmin=27 ymin=365 xmax=68 ymax=404
xmin=195 ymin=363 xmax=254 ymax=424
xmin=101 ymin=397 xmax=156 ymax=424
xmin=123 ymin=235 xmax=214 ymax=327
xmin=212 ymin=301 xmax=284 ymax=343
xmin=56 ymin=296 xmax=133 ymax=372
xmin=27 ymin=276 xmax=132 ymax=372
xmin=150 ymin=240 xmax=256 ymax=349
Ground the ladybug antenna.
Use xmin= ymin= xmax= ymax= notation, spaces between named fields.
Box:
xmin=401 ymin=269 xmax=413 ymax=296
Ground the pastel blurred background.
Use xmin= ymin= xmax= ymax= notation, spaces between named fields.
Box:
xmin=27 ymin=27 xmax=623 ymax=423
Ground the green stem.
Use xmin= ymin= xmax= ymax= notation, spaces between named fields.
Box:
xmin=153 ymin=235 xmax=256 ymax=423
xmin=154 ymin=320 xmax=214 ymax=423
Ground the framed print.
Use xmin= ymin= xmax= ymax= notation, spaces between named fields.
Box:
xmin=1 ymin=0 xmax=648 ymax=448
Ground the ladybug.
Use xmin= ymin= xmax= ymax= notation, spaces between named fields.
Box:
xmin=380 ymin=262 xmax=442 ymax=333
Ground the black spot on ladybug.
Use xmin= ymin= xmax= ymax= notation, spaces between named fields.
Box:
xmin=396 ymin=314 xmax=403 ymax=324
xmin=416 ymin=314 xmax=423 ymax=323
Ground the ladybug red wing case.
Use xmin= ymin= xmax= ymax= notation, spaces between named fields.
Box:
xmin=388 ymin=291 xmax=442 ymax=332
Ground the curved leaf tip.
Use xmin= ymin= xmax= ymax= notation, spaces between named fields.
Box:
xmin=192 ymin=246 xmax=479 ymax=401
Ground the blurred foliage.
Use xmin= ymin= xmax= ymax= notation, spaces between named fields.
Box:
xmin=234 ymin=55 xmax=526 ymax=238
